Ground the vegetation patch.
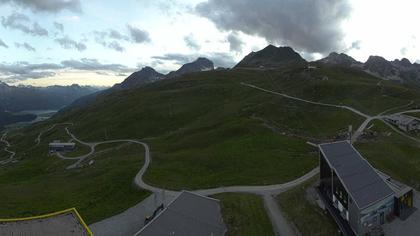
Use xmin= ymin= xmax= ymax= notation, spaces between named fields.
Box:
xmin=276 ymin=177 xmax=339 ymax=236
xmin=214 ymin=193 xmax=274 ymax=236
xmin=356 ymin=120 xmax=420 ymax=189
xmin=0 ymin=129 xmax=150 ymax=224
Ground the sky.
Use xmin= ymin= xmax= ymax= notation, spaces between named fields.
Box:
xmin=0 ymin=0 xmax=419 ymax=87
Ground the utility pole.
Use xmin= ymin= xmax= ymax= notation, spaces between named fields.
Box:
xmin=348 ymin=125 xmax=353 ymax=144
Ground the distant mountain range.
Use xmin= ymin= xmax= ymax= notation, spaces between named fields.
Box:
xmin=63 ymin=57 xmax=215 ymax=112
xmin=0 ymin=83 xmax=101 ymax=112
xmin=115 ymin=57 xmax=215 ymax=90
xmin=64 ymin=45 xmax=420 ymax=114
xmin=316 ymin=52 xmax=420 ymax=84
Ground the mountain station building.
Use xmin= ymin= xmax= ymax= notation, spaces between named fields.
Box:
xmin=49 ymin=141 xmax=75 ymax=153
xmin=385 ymin=115 xmax=420 ymax=132
xmin=318 ymin=141 xmax=413 ymax=236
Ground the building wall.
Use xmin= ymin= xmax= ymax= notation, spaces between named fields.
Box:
xmin=348 ymin=196 xmax=360 ymax=235
xmin=359 ymin=196 xmax=394 ymax=236
xmin=320 ymin=152 xmax=332 ymax=198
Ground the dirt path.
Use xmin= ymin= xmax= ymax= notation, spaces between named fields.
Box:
xmin=0 ymin=132 xmax=15 ymax=165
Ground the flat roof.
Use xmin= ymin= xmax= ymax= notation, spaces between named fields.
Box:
xmin=0 ymin=208 xmax=92 ymax=236
xmin=319 ymin=141 xmax=394 ymax=209
xmin=135 ymin=191 xmax=226 ymax=236
xmin=388 ymin=115 xmax=419 ymax=125
xmin=49 ymin=143 xmax=75 ymax=146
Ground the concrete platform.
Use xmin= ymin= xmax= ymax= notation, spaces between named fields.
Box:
xmin=0 ymin=208 xmax=92 ymax=236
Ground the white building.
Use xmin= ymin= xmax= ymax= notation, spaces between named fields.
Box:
xmin=385 ymin=115 xmax=420 ymax=132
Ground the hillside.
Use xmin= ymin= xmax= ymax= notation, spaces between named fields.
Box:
xmin=2 ymin=50 xmax=420 ymax=224
xmin=0 ymin=107 xmax=36 ymax=129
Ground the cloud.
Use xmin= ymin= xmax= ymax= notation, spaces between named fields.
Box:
xmin=0 ymin=62 xmax=61 ymax=81
xmin=152 ymin=52 xmax=236 ymax=68
xmin=184 ymin=34 xmax=201 ymax=50
xmin=61 ymin=58 xmax=129 ymax=71
xmin=93 ymin=29 xmax=128 ymax=52
xmin=0 ymin=59 xmax=131 ymax=82
xmin=108 ymin=29 xmax=129 ymax=40
xmin=108 ymin=41 xmax=124 ymax=52
xmin=0 ymin=0 xmax=81 ymax=13
xmin=196 ymin=0 xmax=351 ymax=54
xmin=54 ymin=21 xmax=64 ymax=32
xmin=0 ymin=38 xmax=8 ymax=48
xmin=227 ymin=32 xmax=244 ymax=53
xmin=55 ymin=36 xmax=86 ymax=51
xmin=15 ymin=42 xmax=36 ymax=51
xmin=127 ymin=24 xmax=150 ymax=43
xmin=1 ymin=12 xmax=48 ymax=36
xmin=152 ymin=53 xmax=193 ymax=65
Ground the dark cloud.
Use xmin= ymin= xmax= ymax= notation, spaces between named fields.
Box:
xmin=196 ymin=0 xmax=351 ymax=54
xmin=152 ymin=53 xmax=193 ymax=65
xmin=55 ymin=36 xmax=86 ymax=51
xmin=184 ymin=34 xmax=201 ymax=50
xmin=227 ymin=32 xmax=244 ymax=53
xmin=127 ymin=24 xmax=151 ymax=43
xmin=1 ymin=12 xmax=48 ymax=36
xmin=152 ymin=52 xmax=236 ymax=68
xmin=0 ymin=62 xmax=61 ymax=81
xmin=108 ymin=29 xmax=129 ymax=40
xmin=0 ymin=59 xmax=131 ymax=81
xmin=0 ymin=0 xmax=81 ymax=13
xmin=15 ymin=42 xmax=36 ymax=51
xmin=61 ymin=58 xmax=129 ymax=72
xmin=54 ymin=21 xmax=64 ymax=32
xmin=0 ymin=38 xmax=8 ymax=48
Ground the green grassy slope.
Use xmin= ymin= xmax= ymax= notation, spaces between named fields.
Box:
xmin=0 ymin=126 xmax=149 ymax=224
xmin=356 ymin=120 xmax=420 ymax=189
xmin=2 ymin=64 xmax=419 ymax=222
xmin=215 ymin=193 xmax=275 ymax=236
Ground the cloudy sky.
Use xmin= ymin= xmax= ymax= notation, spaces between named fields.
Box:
xmin=0 ymin=0 xmax=419 ymax=87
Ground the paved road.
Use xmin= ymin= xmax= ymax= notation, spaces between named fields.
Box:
xmin=240 ymin=82 xmax=370 ymax=118
xmin=32 ymin=89 xmax=419 ymax=236
xmin=195 ymin=167 xmax=319 ymax=196
xmin=34 ymin=124 xmax=318 ymax=235
xmin=380 ymin=119 xmax=420 ymax=144
xmin=241 ymin=82 xmax=419 ymax=144
xmin=395 ymin=109 xmax=420 ymax=115
xmin=263 ymin=194 xmax=297 ymax=236
xmin=47 ymin=87 xmax=408 ymax=235
xmin=378 ymin=101 xmax=414 ymax=116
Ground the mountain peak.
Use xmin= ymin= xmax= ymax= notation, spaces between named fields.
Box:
xmin=114 ymin=66 xmax=165 ymax=90
xmin=166 ymin=57 xmax=214 ymax=79
xmin=318 ymin=52 xmax=361 ymax=67
xmin=393 ymin=58 xmax=412 ymax=68
xmin=235 ymin=45 xmax=306 ymax=68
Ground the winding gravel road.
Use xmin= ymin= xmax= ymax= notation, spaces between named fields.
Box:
xmin=30 ymin=84 xmax=419 ymax=236
xmin=0 ymin=132 xmax=16 ymax=165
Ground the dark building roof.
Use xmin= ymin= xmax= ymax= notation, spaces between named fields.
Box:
xmin=319 ymin=141 xmax=394 ymax=209
xmin=136 ymin=191 xmax=226 ymax=236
